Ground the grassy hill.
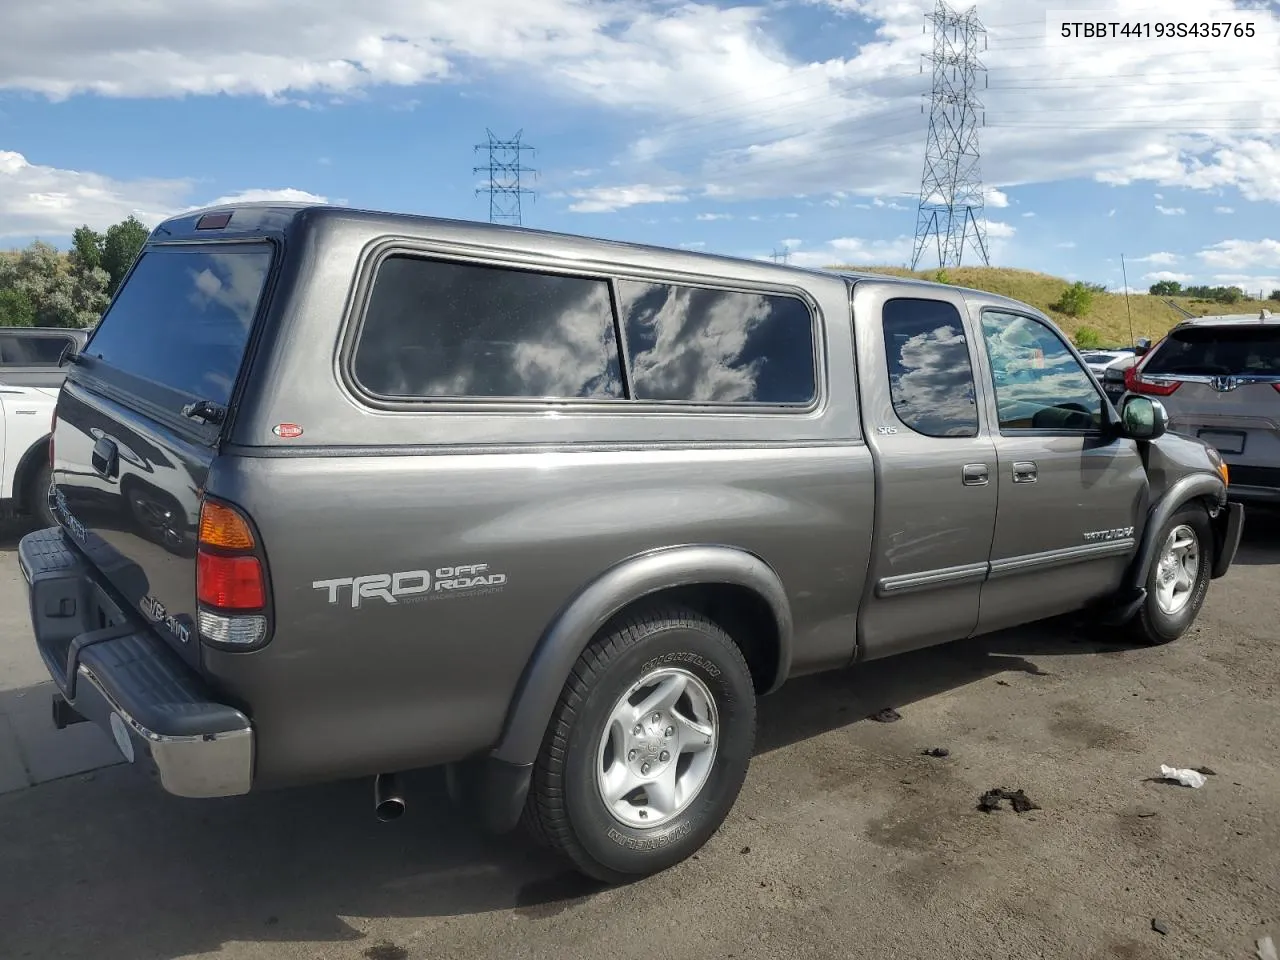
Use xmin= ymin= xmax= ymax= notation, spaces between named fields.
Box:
xmin=836 ymin=265 xmax=1278 ymax=347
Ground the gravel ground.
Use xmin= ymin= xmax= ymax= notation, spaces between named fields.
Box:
xmin=0 ymin=511 xmax=1277 ymax=960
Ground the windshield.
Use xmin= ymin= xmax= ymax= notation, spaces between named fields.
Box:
xmin=81 ymin=243 xmax=274 ymax=406
xmin=1142 ymin=326 xmax=1280 ymax=377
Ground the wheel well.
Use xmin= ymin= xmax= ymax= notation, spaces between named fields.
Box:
xmin=12 ymin=434 xmax=51 ymax=505
xmin=601 ymin=583 xmax=781 ymax=694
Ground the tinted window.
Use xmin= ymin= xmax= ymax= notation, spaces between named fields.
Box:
xmin=614 ymin=279 xmax=816 ymax=403
xmin=882 ymin=298 xmax=978 ymax=437
xmin=1142 ymin=326 xmax=1280 ymax=376
xmin=980 ymin=310 xmax=1104 ymax=431
xmin=353 ymin=256 xmax=623 ymax=400
xmin=83 ymin=246 xmax=272 ymax=406
xmin=0 ymin=334 xmax=73 ymax=366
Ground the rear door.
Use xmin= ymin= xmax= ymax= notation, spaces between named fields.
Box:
xmin=971 ymin=306 xmax=1148 ymax=634
xmin=1133 ymin=324 xmax=1280 ymax=490
xmin=52 ymin=242 xmax=275 ymax=670
xmin=852 ymin=282 xmax=999 ymax=661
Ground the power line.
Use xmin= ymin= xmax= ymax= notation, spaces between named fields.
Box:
xmin=912 ymin=0 xmax=991 ymax=271
xmin=473 ymin=129 xmax=537 ymax=226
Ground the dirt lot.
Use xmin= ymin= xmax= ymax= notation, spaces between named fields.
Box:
xmin=1 ymin=511 xmax=1277 ymax=960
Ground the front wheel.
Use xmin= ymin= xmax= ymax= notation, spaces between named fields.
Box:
xmin=1132 ymin=502 xmax=1214 ymax=645
xmin=524 ymin=605 xmax=757 ymax=883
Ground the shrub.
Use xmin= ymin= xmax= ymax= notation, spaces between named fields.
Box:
xmin=1052 ymin=281 xmax=1094 ymax=317
xmin=1073 ymin=326 xmax=1103 ymax=349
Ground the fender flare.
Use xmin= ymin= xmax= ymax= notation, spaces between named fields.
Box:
xmin=10 ymin=433 xmax=51 ymax=505
xmin=490 ymin=544 xmax=794 ymax=768
xmin=1125 ymin=471 xmax=1225 ymax=594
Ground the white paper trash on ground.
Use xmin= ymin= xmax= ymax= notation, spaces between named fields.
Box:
xmin=1160 ymin=765 xmax=1207 ymax=789
xmin=1257 ymin=934 xmax=1277 ymax=960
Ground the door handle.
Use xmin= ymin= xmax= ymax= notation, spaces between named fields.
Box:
xmin=91 ymin=436 xmax=119 ymax=480
xmin=1012 ymin=461 xmax=1038 ymax=483
xmin=962 ymin=463 xmax=989 ymax=486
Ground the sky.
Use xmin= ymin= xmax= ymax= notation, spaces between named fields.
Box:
xmin=2 ymin=0 xmax=1279 ymax=295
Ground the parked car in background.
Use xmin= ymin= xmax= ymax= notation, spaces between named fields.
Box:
xmin=1123 ymin=309 xmax=1280 ymax=506
xmin=17 ymin=203 xmax=1244 ymax=885
xmin=0 ymin=326 xmax=89 ymax=526
xmin=1080 ymin=347 xmax=1136 ymax=379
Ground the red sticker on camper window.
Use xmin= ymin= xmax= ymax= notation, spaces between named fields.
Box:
xmin=272 ymin=423 xmax=303 ymax=439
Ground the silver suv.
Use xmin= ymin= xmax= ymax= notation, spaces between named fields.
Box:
xmin=1125 ymin=309 xmax=1280 ymax=505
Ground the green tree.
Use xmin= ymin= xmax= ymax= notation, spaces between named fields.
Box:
xmin=71 ymin=225 xmax=103 ymax=271
xmin=0 ymin=239 xmax=109 ymax=328
xmin=101 ymin=215 xmax=149 ymax=295
xmin=1268 ymin=289 xmax=1280 ymax=302
xmin=1148 ymin=279 xmax=1182 ymax=296
xmin=1052 ymin=281 xmax=1094 ymax=317
xmin=0 ymin=286 xmax=37 ymax=326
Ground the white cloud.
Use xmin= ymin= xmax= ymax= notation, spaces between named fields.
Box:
xmin=0 ymin=150 xmax=325 ymax=238
xmin=696 ymin=212 xmax=733 ymax=221
xmin=1154 ymin=193 xmax=1163 ymax=200
xmin=985 ymin=187 xmax=1009 ymax=208
xmin=1132 ymin=251 xmax=1179 ymax=265
xmin=1215 ymin=206 xmax=1234 ymax=213
xmin=565 ymin=183 xmax=687 ymax=213
xmin=1108 ymin=209 xmax=1117 ymax=217
xmin=4 ymin=0 xmax=1280 ymax=224
xmin=678 ymin=241 xmax=706 ymax=249
xmin=1209 ymin=273 xmax=1280 ymax=295
xmin=872 ymin=196 xmax=910 ymax=211
xmin=1022 ymin=211 xmax=1036 ymax=218
xmin=1143 ymin=270 xmax=1192 ymax=283
xmin=985 ymin=220 xmax=1016 ymax=239
xmin=1197 ymin=238 xmax=1280 ymax=270
xmin=1056 ymin=241 xmax=1076 ymax=248
xmin=1155 ymin=205 xmax=1185 ymax=216
xmin=198 ymin=188 xmax=328 ymax=208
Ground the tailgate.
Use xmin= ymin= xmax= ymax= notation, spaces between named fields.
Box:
xmin=51 ymin=242 xmax=275 ymax=671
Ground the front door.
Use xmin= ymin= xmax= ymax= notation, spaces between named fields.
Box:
xmin=853 ymin=284 xmax=999 ymax=661
xmin=970 ymin=305 xmax=1149 ymax=635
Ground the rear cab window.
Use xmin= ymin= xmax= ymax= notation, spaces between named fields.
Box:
xmin=78 ymin=244 xmax=275 ymax=420
xmin=1142 ymin=325 xmax=1280 ymax=377
xmin=0 ymin=332 xmax=76 ymax=366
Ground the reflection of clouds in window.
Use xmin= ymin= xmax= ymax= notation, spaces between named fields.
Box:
xmin=355 ymin=257 xmax=623 ymax=400
xmin=982 ymin=312 xmax=1101 ymax=426
xmin=889 ymin=322 xmax=977 ymax=437
xmin=186 ymin=254 xmax=266 ymax=331
xmin=617 ymin=281 xmax=814 ymax=403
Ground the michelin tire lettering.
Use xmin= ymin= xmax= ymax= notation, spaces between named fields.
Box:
xmin=313 ymin=563 xmax=507 ymax=608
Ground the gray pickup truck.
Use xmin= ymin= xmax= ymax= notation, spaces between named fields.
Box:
xmin=19 ymin=203 xmax=1244 ymax=883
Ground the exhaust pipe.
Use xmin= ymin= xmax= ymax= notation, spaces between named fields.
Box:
xmin=373 ymin=772 xmax=406 ymax=822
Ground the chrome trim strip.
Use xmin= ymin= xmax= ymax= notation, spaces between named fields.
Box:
xmin=877 ymin=561 xmax=990 ymax=597
xmin=74 ymin=663 xmax=254 ymax=799
xmin=988 ymin=539 xmax=1136 ymax=580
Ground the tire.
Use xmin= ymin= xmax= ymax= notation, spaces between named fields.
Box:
xmin=523 ymin=605 xmax=757 ymax=883
xmin=24 ymin=460 xmax=56 ymax=529
xmin=1131 ymin=501 xmax=1214 ymax=645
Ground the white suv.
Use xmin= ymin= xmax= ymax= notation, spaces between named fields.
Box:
xmin=0 ymin=327 xmax=88 ymax=526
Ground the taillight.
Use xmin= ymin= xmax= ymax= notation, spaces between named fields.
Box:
xmin=1273 ymin=383 xmax=1280 ymax=394
xmin=196 ymin=497 xmax=270 ymax=649
xmin=1124 ymin=362 xmax=1181 ymax=397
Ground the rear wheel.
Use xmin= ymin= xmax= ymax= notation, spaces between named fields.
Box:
xmin=1132 ymin=502 xmax=1213 ymax=645
xmin=524 ymin=605 xmax=757 ymax=883
xmin=24 ymin=460 xmax=55 ymax=529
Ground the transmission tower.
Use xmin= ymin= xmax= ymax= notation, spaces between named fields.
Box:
xmin=910 ymin=1 xmax=990 ymax=271
xmin=474 ymin=129 xmax=537 ymax=226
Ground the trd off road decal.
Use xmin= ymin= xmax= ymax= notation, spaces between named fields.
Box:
xmin=312 ymin=563 xmax=507 ymax=608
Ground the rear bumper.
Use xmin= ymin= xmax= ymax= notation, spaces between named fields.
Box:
xmin=18 ymin=526 xmax=254 ymax=798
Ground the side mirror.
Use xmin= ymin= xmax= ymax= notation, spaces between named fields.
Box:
xmin=1121 ymin=395 xmax=1167 ymax=440
xmin=1134 ymin=337 xmax=1151 ymax=357
xmin=58 ymin=341 xmax=80 ymax=367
